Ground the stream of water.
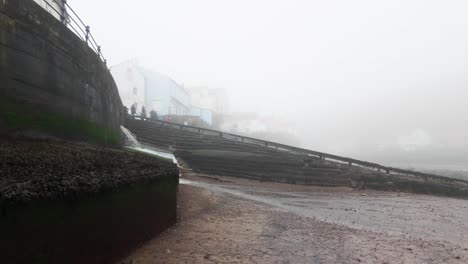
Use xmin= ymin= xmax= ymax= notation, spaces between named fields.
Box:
xmin=121 ymin=126 xmax=177 ymax=164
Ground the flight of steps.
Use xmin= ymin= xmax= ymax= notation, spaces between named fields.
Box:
xmin=125 ymin=119 xmax=468 ymax=197
xmin=125 ymin=119 xmax=374 ymax=187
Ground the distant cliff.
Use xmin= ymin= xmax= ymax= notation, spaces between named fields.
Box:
xmin=0 ymin=0 xmax=123 ymax=145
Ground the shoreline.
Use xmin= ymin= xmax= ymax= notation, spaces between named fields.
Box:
xmin=120 ymin=174 xmax=468 ymax=263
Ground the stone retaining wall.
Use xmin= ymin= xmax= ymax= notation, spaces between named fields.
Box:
xmin=0 ymin=0 xmax=123 ymax=145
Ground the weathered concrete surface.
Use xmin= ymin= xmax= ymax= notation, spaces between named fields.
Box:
xmin=120 ymin=174 xmax=468 ymax=264
xmin=0 ymin=138 xmax=179 ymax=264
xmin=0 ymin=0 xmax=123 ymax=145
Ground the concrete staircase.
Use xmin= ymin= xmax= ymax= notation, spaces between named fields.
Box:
xmin=125 ymin=119 xmax=373 ymax=187
xmin=126 ymin=119 xmax=468 ymax=198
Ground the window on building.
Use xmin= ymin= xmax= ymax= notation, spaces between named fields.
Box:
xmin=133 ymin=87 xmax=137 ymax=96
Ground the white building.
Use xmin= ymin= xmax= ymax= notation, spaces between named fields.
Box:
xmin=188 ymin=87 xmax=229 ymax=114
xmin=110 ymin=60 xmax=146 ymax=113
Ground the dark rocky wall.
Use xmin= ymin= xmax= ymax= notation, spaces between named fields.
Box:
xmin=0 ymin=0 xmax=123 ymax=145
xmin=1 ymin=181 xmax=177 ymax=264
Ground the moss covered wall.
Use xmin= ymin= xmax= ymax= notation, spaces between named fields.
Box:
xmin=0 ymin=0 xmax=123 ymax=145
xmin=0 ymin=98 xmax=120 ymax=145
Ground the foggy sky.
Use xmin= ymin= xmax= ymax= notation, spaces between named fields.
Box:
xmin=70 ymin=0 xmax=468 ymax=167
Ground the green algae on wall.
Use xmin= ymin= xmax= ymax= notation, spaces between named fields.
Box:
xmin=0 ymin=98 xmax=120 ymax=145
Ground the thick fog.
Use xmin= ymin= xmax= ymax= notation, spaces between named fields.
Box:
xmin=71 ymin=0 xmax=468 ymax=170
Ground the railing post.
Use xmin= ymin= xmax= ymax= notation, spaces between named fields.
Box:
xmin=60 ymin=0 xmax=68 ymax=24
xmin=85 ymin=26 xmax=90 ymax=44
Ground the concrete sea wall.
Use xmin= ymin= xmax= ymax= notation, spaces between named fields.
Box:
xmin=0 ymin=0 xmax=123 ymax=145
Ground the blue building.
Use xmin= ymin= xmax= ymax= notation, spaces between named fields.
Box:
xmin=111 ymin=60 xmax=213 ymax=125
xmin=142 ymin=70 xmax=191 ymax=117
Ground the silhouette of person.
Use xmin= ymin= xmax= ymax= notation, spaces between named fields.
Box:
xmin=141 ymin=106 xmax=147 ymax=120
xmin=150 ymin=110 xmax=159 ymax=120
xmin=130 ymin=103 xmax=137 ymax=117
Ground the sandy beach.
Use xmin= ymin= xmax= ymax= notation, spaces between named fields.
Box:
xmin=119 ymin=173 xmax=468 ymax=264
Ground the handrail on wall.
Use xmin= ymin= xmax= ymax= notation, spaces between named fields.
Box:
xmin=129 ymin=117 xmax=468 ymax=184
xmin=40 ymin=0 xmax=107 ymax=66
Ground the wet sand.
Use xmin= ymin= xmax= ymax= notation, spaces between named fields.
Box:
xmin=119 ymin=174 xmax=468 ymax=264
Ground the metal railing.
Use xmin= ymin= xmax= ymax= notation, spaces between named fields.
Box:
xmin=129 ymin=117 xmax=468 ymax=184
xmin=39 ymin=0 xmax=107 ymax=65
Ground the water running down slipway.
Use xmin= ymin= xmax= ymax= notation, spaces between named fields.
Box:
xmin=121 ymin=126 xmax=178 ymax=164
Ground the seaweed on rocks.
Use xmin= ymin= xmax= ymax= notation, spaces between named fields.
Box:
xmin=0 ymin=138 xmax=179 ymax=206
